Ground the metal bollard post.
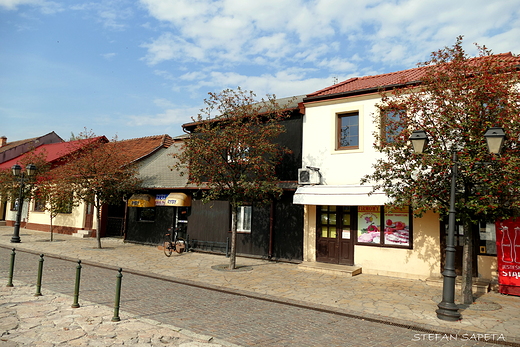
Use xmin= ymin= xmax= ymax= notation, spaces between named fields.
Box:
xmin=112 ymin=268 xmax=123 ymax=322
xmin=6 ymin=248 xmax=16 ymax=287
xmin=71 ymin=260 xmax=82 ymax=308
xmin=35 ymin=254 xmax=44 ymax=296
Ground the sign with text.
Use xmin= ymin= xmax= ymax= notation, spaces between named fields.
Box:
xmin=495 ymin=218 xmax=520 ymax=296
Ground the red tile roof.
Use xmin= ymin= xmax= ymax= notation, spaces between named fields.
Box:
xmin=104 ymin=134 xmax=174 ymax=164
xmin=306 ymin=52 xmax=519 ymax=99
xmin=0 ymin=137 xmax=107 ymax=169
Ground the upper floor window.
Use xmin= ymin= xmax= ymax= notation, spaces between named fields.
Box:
xmin=337 ymin=112 xmax=359 ymax=150
xmin=381 ymin=109 xmax=406 ymax=144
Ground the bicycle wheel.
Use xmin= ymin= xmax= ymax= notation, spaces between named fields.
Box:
xmin=174 ymin=237 xmax=186 ymax=254
xmin=163 ymin=234 xmax=173 ymax=257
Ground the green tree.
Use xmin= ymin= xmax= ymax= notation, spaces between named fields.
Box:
xmin=174 ymin=88 xmax=293 ymax=270
xmin=0 ymin=150 xmax=49 ymax=226
xmin=36 ymin=177 xmax=77 ymax=242
xmin=59 ymin=131 xmax=142 ymax=249
xmin=362 ymin=37 xmax=520 ymax=304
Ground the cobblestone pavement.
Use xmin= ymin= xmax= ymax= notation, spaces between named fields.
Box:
xmin=1 ymin=280 xmax=235 ymax=347
xmin=1 ymin=227 xmax=520 ymax=346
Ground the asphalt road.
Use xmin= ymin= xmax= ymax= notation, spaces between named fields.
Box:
xmin=0 ymin=247 xmax=510 ymax=347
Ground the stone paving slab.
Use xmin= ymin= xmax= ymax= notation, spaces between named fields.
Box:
xmin=1 ymin=227 xmax=520 ymax=343
xmin=0 ymin=279 xmax=240 ymax=347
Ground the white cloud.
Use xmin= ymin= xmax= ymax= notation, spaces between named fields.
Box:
xmin=0 ymin=0 xmax=62 ymax=13
xmin=70 ymin=1 xmax=133 ymax=30
xmin=101 ymin=52 xmax=116 ymax=60
xmin=138 ymin=0 xmax=520 ymax=101
xmin=126 ymin=105 xmax=200 ymax=126
xmin=0 ymin=0 xmax=40 ymax=10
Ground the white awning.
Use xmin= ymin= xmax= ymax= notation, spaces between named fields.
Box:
xmin=293 ymin=185 xmax=389 ymax=206
xmin=164 ymin=193 xmax=192 ymax=207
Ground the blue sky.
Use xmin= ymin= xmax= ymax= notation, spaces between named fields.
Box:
xmin=1 ymin=0 xmax=519 ymax=141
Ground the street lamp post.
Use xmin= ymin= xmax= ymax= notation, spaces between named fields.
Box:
xmin=11 ymin=164 xmax=36 ymax=243
xmin=409 ymin=127 xmax=505 ymax=322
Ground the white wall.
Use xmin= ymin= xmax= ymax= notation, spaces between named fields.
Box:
xmin=302 ymin=93 xmax=383 ymax=185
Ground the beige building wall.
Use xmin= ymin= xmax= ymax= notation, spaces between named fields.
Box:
xmin=27 ymin=200 xmax=97 ymax=232
xmin=478 ymin=255 xmax=498 ymax=281
xmin=303 ymin=206 xmax=444 ymax=279
xmin=355 ymin=210 xmax=442 ymax=279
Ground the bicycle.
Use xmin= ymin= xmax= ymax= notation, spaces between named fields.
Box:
xmin=163 ymin=227 xmax=187 ymax=257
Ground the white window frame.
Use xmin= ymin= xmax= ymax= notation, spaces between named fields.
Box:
xmin=235 ymin=205 xmax=252 ymax=233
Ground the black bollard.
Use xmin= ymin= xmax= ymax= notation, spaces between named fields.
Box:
xmin=71 ymin=260 xmax=82 ymax=308
xmin=112 ymin=268 xmax=123 ymax=322
xmin=6 ymin=248 xmax=16 ymax=287
xmin=35 ymin=254 xmax=44 ymax=296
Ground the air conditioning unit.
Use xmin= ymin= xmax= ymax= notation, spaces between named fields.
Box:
xmin=298 ymin=168 xmax=320 ymax=185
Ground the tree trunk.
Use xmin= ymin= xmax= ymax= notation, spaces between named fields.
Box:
xmin=229 ymin=202 xmax=238 ymax=270
xmin=461 ymin=220 xmax=474 ymax=304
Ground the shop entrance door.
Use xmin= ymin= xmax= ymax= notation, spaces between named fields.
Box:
xmin=316 ymin=206 xmax=354 ymax=265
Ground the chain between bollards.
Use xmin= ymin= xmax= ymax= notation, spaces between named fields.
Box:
xmin=112 ymin=268 xmax=123 ymax=322
xmin=6 ymin=248 xmax=16 ymax=287
xmin=35 ymin=254 xmax=44 ymax=296
xmin=71 ymin=260 xmax=82 ymax=308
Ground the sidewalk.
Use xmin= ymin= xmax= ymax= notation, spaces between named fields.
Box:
xmin=1 ymin=226 xmax=520 ymax=345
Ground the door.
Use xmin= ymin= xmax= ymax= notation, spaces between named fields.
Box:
xmin=316 ymin=206 xmax=354 ymax=265
xmin=84 ymin=203 xmax=94 ymax=230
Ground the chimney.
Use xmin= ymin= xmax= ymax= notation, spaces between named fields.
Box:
xmin=0 ymin=136 xmax=6 ymax=147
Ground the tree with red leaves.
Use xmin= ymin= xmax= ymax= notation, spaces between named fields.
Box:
xmin=362 ymin=37 xmax=520 ymax=304
xmin=59 ymin=130 xmax=142 ymax=249
xmin=174 ymin=88 xmax=293 ymax=270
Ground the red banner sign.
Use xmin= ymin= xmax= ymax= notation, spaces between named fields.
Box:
xmin=495 ymin=219 xmax=520 ymax=296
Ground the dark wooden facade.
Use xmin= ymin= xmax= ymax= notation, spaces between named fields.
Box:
xmin=126 ymin=204 xmax=176 ymax=245
xmin=187 ymin=192 xmax=303 ymax=261
xmin=124 ymin=99 xmax=305 ymax=261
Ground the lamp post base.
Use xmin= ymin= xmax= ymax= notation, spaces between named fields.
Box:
xmin=436 ymin=302 xmax=461 ymax=321
xmin=10 ymin=237 xmax=21 ymax=243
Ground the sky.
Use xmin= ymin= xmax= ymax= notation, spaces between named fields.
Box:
xmin=1 ymin=0 xmax=519 ymax=142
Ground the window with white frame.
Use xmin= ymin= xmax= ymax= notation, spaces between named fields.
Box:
xmin=234 ymin=205 xmax=252 ymax=233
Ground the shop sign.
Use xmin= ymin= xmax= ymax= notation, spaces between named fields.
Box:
xmin=495 ymin=218 xmax=520 ymax=296
xmin=155 ymin=194 xmax=168 ymax=206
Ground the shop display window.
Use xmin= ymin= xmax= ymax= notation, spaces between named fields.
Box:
xmin=357 ymin=205 xmax=411 ymax=248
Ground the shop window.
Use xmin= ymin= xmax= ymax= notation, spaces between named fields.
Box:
xmin=337 ymin=112 xmax=359 ymax=150
xmin=357 ymin=205 xmax=411 ymax=248
xmin=137 ymin=207 xmax=155 ymax=222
